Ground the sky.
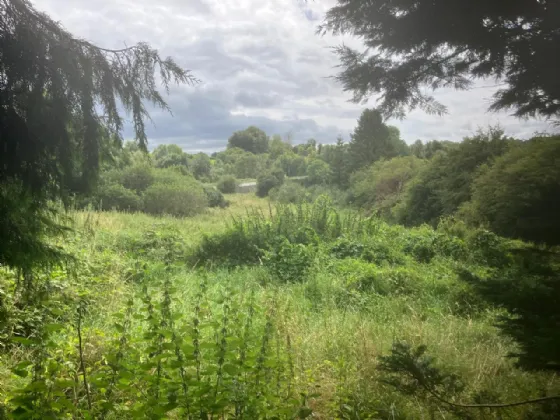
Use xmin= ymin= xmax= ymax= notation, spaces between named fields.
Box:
xmin=34 ymin=0 xmax=553 ymax=152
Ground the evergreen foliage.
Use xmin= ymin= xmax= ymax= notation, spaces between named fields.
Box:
xmin=348 ymin=109 xmax=394 ymax=170
xmin=0 ymin=0 xmax=195 ymax=270
xmin=319 ymin=0 xmax=560 ymax=121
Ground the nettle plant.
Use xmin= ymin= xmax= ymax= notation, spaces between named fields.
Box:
xmin=7 ymin=264 xmax=313 ymax=419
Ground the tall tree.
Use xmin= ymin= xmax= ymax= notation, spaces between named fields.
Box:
xmin=318 ymin=0 xmax=560 ymax=121
xmin=347 ymin=109 xmax=399 ymax=170
xmin=0 ymin=0 xmax=195 ymax=270
xmin=321 ymin=135 xmax=350 ymax=187
xmin=227 ymin=126 xmax=269 ymax=154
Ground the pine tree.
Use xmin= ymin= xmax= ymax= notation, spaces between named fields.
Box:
xmin=0 ymin=0 xmax=196 ymax=270
xmin=347 ymin=109 xmax=398 ymax=170
xmin=319 ymin=0 xmax=560 ymax=121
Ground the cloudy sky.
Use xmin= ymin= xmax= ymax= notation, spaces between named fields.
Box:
xmin=35 ymin=0 xmax=552 ymax=152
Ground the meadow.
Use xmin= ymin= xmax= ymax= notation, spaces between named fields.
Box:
xmin=1 ymin=193 xmax=558 ymax=419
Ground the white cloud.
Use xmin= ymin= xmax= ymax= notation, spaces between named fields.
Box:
xmin=33 ymin=0 xmax=553 ymax=152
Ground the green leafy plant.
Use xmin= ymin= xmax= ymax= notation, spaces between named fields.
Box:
xmin=143 ymin=181 xmax=208 ymax=217
xmin=262 ymin=238 xmax=315 ymax=283
xmin=216 ymin=175 xmax=237 ymax=194
xmin=204 ymin=186 xmax=229 ymax=208
xmin=94 ymin=183 xmax=143 ymax=212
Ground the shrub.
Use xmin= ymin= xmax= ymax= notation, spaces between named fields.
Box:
xmin=216 ymin=175 xmax=237 ymax=193
xmin=458 ymin=255 xmax=560 ymax=372
xmin=330 ymin=237 xmax=366 ymax=259
xmin=404 ymin=235 xmax=437 ymax=263
xmin=334 ymin=259 xmax=419 ymax=296
xmin=95 ymin=183 xmax=142 ymax=211
xmin=306 ymin=185 xmax=349 ymax=207
xmin=463 ymin=135 xmax=560 ymax=246
xmin=465 ymin=229 xmax=512 ymax=267
xmin=350 ymin=156 xmax=425 ymax=220
xmin=398 ymin=127 xmax=515 ymax=226
xmin=192 ymin=197 xmax=378 ymax=267
xmin=152 ymin=166 xmax=191 ymax=185
xmin=256 ymin=169 xmax=284 ymax=197
xmin=204 ymin=186 xmax=229 ymax=208
xmin=143 ymin=181 xmax=207 ymax=217
xmin=269 ymin=181 xmax=308 ymax=204
xmin=263 ymin=238 xmax=315 ymax=282
xmin=120 ymin=163 xmax=154 ymax=193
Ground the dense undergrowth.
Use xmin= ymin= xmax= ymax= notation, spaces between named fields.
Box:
xmin=1 ymin=194 xmax=559 ymax=418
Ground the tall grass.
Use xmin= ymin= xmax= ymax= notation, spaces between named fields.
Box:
xmin=1 ymin=194 xmax=558 ymax=419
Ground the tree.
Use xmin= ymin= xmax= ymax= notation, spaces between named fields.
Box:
xmin=463 ymin=135 xmax=560 ymax=246
xmin=306 ymin=159 xmax=332 ymax=185
xmin=324 ymin=136 xmax=350 ymax=187
xmin=234 ymin=152 xmax=267 ymax=179
xmin=256 ymin=168 xmax=285 ymax=197
xmin=278 ymin=153 xmax=306 ymax=177
xmin=347 ymin=109 xmax=401 ymax=170
xmin=319 ymin=0 xmax=560 ymax=121
xmin=293 ymin=139 xmax=318 ymax=157
xmin=399 ymin=127 xmax=515 ymax=226
xmin=387 ymin=126 xmax=410 ymax=156
xmin=191 ymin=153 xmax=211 ymax=180
xmin=227 ymin=126 xmax=269 ymax=154
xmin=0 ymin=0 xmax=195 ymax=270
xmin=152 ymin=144 xmax=189 ymax=169
xmin=351 ymin=156 xmax=426 ymax=220
xmin=269 ymin=134 xmax=292 ymax=159
xmin=410 ymin=139 xmax=457 ymax=159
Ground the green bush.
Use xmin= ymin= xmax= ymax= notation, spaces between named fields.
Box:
xmin=216 ymin=175 xmax=237 ymax=193
xmin=350 ymin=156 xmax=425 ymax=220
xmin=143 ymin=181 xmax=207 ymax=217
xmin=306 ymin=185 xmax=349 ymax=207
xmin=204 ymin=186 xmax=229 ymax=208
xmin=398 ymin=127 xmax=515 ymax=226
xmin=263 ymin=238 xmax=315 ymax=282
xmin=152 ymin=166 xmax=191 ymax=185
xmin=256 ymin=169 xmax=284 ymax=197
xmin=334 ymin=259 xmax=419 ymax=296
xmin=463 ymin=136 xmax=560 ymax=246
xmin=306 ymin=159 xmax=332 ymax=185
xmin=120 ymin=163 xmax=154 ymax=193
xmin=458 ymin=251 xmax=560 ymax=372
xmin=192 ymin=198 xmax=379 ymax=267
xmin=95 ymin=183 xmax=142 ymax=211
xmin=269 ymin=181 xmax=308 ymax=204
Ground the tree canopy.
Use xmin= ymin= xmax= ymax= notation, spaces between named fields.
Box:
xmin=319 ymin=0 xmax=560 ymax=121
xmin=399 ymin=128 xmax=515 ymax=226
xmin=464 ymin=135 xmax=560 ymax=246
xmin=348 ymin=109 xmax=406 ymax=170
xmin=227 ymin=126 xmax=270 ymax=154
xmin=0 ymin=0 xmax=195 ymax=270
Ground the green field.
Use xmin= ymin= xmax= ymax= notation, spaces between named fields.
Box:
xmin=1 ymin=193 xmax=557 ymax=419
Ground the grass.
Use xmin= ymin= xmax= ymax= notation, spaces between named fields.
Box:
xmin=0 ymin=193 xmax=558 ymax=418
